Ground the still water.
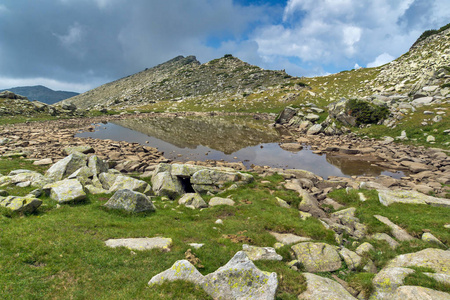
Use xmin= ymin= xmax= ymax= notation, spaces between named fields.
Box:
xmin=76 ymin=116 xmax=402 ymax=179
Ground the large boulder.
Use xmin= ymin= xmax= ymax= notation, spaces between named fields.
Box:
xmin=151 ymin=171 xmax=184 ymax=199
xmin=88 ymin=155 xmax=109 ymax=175
xmin=149 ymin=251 xmax=278 ymax=300
xmin=45 ymin=153 xmax=87 ymax=181
xmin=0 ymin=196 xmax=42 ymax=213
xmin=44 ymin=179 xmax=87 ymax=203
xmin=109 ymin=175 xmax=151 ymax=194
xmin=104 ymin=189 xmax=155 ymax=213
xmin=299 ymin=273 xmax=357 ymax=300
xmin=291 ymin=242 xmax=342 ymax=272
xmin=327 ymin=98 xmax=357 ymax=127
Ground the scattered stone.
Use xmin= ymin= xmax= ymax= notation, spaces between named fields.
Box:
xmin=276 ymin=196 xmax=290 ymax=208
xmin=339 ymin=248 xmax=362 ymax=270
xmin=355 ymin=242 xmax=375 ymax=256
xmin=188 ymin=243 xmax=204 ymax=249
xmin=104 ymin=189 xmax=155 ymax=213
xmin=109 ymin=175 xmax=151 ymax=194
xmin=105 ymin=237 xmax=172 ymax=251
xmin=215 ymin=219 xmax=223 ymax=225
xmin=298 ymin=273 xmax=357 ymax=300
xmin=374 ymin=215 xmax=415 ymax=241
xmin=63 ymin=146 xmax=95 ymax=155
xmin=371 ymin=233 xmax=400 ymax=249
xmin=392 ymin=286 xmax=450 ymax=300
xmin=178 ymin=193 xmax=208 ymax=209
xmin=422 ymin=232 xmax=447 ymax=248
xmin=0 ymin=196 xmax=42 ymax=213
xmin=371 ymin=267 xmax=415 ymax=300
xmin=242 ymin=244 xmax=283 ymax=261
xmin=269 ymin=232 xmax=311 ymax=245
xmin=427 ymin=135 xmax=436 ymax=142
xmin=33 ymin=158 xmax=53 ymax=166
xmin=387 ymin=248 xmax=450 ymax=274
xmin=291 ymin=242 xmax=342 ymax=272
xmin=208 ymin=197 xmax=235 ymax=207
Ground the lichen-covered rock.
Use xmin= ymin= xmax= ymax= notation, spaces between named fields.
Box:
xmin=422 ymin=232 xmax=446 ymax=247
xmin=299 ymin=273 xmax=357 ymax=300
xmin=88 ymin=155 xmax=109 ymax=175
xmin=209 ymin=197 xmax=235 ymax=207
xmin=68 ymin=166 xmax=94 ymax=181
xmin=191 ymin=169 xmax=253 ymax=193
xmin=297 ymin=188 xmax=326 ymax=218
xmin=84 ymin=184 xmax=111 ymax=195
xmin=171 ymin=164 xmax=204 ymax=178
xmin=45 ymin=153 xmax=87 ymax=181
xmin=149 ymin=260 xmax=205 ymax=285
xmin=45 ymin=179 xmax=86 ymax=203
xmin=269 ymin=232 xmax=311 ymax=245
xmin=109 ymin=175 xmax=151 ymax=194
xmin=356 ymin=242 xmax=375 ymax=256
xmin=291 ymin=242 xmax=342 ymax=272
xmin=371 ymin=233 xmax=400 ymax=249
xmin=202 ymin=251 xmax=278 ymax=300
xmin=392 ymin=286 xmax=450 ymax=300
xmin=339 ymin=248 xmax=362 ymax=270
xmin=149 ymin=251 xmax=277 ymax=299
xmin=178 ymin=193 xmax=208 ymax=209
xmin=374 ymin=215 xmax=415 ymax=241
xmin=370 ymin=267 xmax=415 ymax=300
xmin=378 ymin=189 xmax=450 ymax=207
xmin=106 ymin=237 xmax=172 ymax=251
xmin=0 ymin=195 xmax=42 ymax=213
xmin=242 ymin=244 xmax=283 ymax=261
xmin=386 ymin=248 xmax=450 ymax=275
xmin=104 ymin=189 xmax=155 ymax=213
xmin=151 ymin=171 xmax=184 ymax=199
xmin=99 ymin=172 xmax=119 ymax=190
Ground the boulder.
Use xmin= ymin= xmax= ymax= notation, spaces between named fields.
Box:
xmin=356 ymin=242 xmax=375 ymax=256
xmin=149 ymin=251 xmax=278 ymax=300
xmin=45 ymin=153 xmax=87 ymax=181
xmin=339 ymin=248 xmax=362 ymax=270
xmin=291 ymin=242 xmax=342 ymax=272
xmin=178 ymin=193 xmax=208 ymax=209
xmin=105 ymin=237 xmax=172 ymax=251
xmin=371 ymin=267 xmax=415 ymax=300
xmin=88 ymin=155 xmax=109 ymax=175
xmin=63 ymin=146 xmax=94 ymax=155
xmin=242 ymin=244 xmax=283 ymax=261
xmin=99 ymin=172 xmax=119 ymax=190
xmin=104 ymin=189 xmax=155 ymax=213
xmin=109 ymin=175 xmax=151 ymax=194
xmin=151 ymin=171 xmax=184 ymax=199
xmin=191 ymin=169 xmax=253 ymax=193
xmin=386 ymin=248 xmax=450 ymax=275
xmin=297 ymin=188 xmax=326 ymax=218
xmin=299 ymin=273 xmax=357 ymax=300
xmin=275 ymin=106 xmax=299 ymax=125
xmin=170 ymin=164 xmax=204 ymax=178
xmin=371 ymin=233 xmax=400 ymax=249
xmin=0 ymin=196 xmax=42 ymax=213
xmin=209 ymin=197 xmax=235 ymax=207
xmin=306 ymin=124 xmax=323 ymax=135
xmin=45 ymin=179 xmax=86 ymax=203
xmin=392 ymin=286 xmax=450 ymax=300
xmin=378 ymin=189 xmax=450 ymax=207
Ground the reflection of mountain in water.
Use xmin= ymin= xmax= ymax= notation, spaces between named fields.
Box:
xmin=113 ymin=116 xmax=280 ymax=154
xmin=326 ymin=154 xmax=384 ymax=177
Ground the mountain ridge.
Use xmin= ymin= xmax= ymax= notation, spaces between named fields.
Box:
xmin=0 ymin=85 xmax=78 ymax=105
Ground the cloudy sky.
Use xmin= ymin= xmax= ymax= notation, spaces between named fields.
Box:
xmin=1 ymin=0 xmax=449 ymax=93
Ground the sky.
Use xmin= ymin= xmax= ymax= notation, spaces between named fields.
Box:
xmin=0 ymin=0 xmax=449 ymax=93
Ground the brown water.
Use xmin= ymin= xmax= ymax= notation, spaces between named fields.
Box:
xmin=76 ymin=115 xmax=403 ymax=179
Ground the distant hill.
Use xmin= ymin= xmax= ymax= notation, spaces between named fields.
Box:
xmin=0 ymin=85 xmax=79 ymax=104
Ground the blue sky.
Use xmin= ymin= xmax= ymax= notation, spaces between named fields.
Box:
xmin=0 ymin=0 xmax=449 ymax=92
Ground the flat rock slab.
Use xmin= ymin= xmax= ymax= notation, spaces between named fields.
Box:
xmin=378 ymin=189 xmax=450 ymax=207
xmin=269 ymin=232 xmax=311 ymax=245
xmin=105 ymin=237 xmax=172 ymax=251
xmin=374 ymin=215 xmax=415 ymax=241
xmin=371 ymin=233 xmax=400 ymax=249
xmin=298 ymin=273 xmax=357 ymax=300
xmin=387 ymin=248 xmax=450 ymax=275
xmin=392 ymin=286 xmax=450 ymax=300
xmin=242 ymin=244 xmax=283 ymax=261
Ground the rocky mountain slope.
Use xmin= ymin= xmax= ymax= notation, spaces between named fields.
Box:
xmin=0 ymin=85 xmax=78 ymax=104
xmin=64 ymin=55 xmax=293 ymax=110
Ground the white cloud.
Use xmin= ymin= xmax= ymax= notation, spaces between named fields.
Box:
xmin=367 ymin=53 xmax=395 ymax=68
xmin=56 ymin=23 xmax=83 ymax=47
xmin=0 ymin=4 xmax=9 ymax=14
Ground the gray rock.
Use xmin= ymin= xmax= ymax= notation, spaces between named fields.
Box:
xmin=105 ymin=237 xmax=172 ymax=251
xmin=275 ymin=197 xmax=290 ymax=208
xmin=104 ymin=189 xmax=155 ymax=213
xmin=378 ymin=189 xmax=450 ymax=207
xmin=291 ymin=242 xmax=342 ymax=272
xmin=98 ymin=172 xmax=118 ymax=190
xmin=371 ymin=267 xmax=415 ymax=300
xmin=33 ymin=158 xmax=53 ymax=166
xmin=427 ymin=135 xmax=436 ymax=142
xmin=242 ymin=244 xmax=283 ymax=261
xmin=411 ymin=96 xmax=434 ymax=107
xmin=269 ymin=232 xmax=311 ymax=245
xmin=170 ymin=164 xmax=204 ymax=178
xmin=423 ymin=273 xmax=450 ymax=285
xmin=151 ymin=171 xmax=184 ymax=199
xmin=422 ymin=232 xmax=446 ymax=247
xmin=63 ymin=146 xmax=94 ymax=155
xmin=298 ymin=187 xmax=326 ymax=218
xmin=374 ymin=215 xmax=415 ymax=241
xmin=45 ymin=153 xmax=87 ymax=181
xmin=0 ymin=196 xmax=42 ymax=213
xmin=275 ymin=106 xmax=299 ymax=125
xmin=149 ymin=251 xmax=278 ymax=300
xmin=339 ymin=248 xmax=362 ymax=270
xmin=209 ymin=197 xmax=235 ymax=207
xmin=191 ymin=169 xmax=253 ymax=193
xmin=178 ymin=193 xmax=208 ymax=209
xmin=88 ymin=155 xmax=109 ymax=175
xmin=109 ymin=175 xmax=151 ymax=195
xmin=356 ymin=242 xmax=375 ymax=256
xmin=392 ymin=286 xmax=450 ymax=300
xmin=45 ymin=179 xmax=86 ymax=203
xmin=371 ymin=233 xmax=400 ymax=249
xmin=299 ymin=273 xmax=357 ymax=300
xmin=306 ymin=123 xmax=323 ymax=135
xmin=386 ymin=248 xmax=450 ymax=274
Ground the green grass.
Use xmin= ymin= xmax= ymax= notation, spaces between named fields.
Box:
xmin=0 ymin=172 xmax=335 ymax=299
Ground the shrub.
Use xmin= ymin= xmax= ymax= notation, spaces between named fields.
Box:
xmin=346 ymin=99 xmax=390 ymax=126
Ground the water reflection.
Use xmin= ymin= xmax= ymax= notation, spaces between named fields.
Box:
xmin=76 ymin=116 xmax=403 ymax=179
